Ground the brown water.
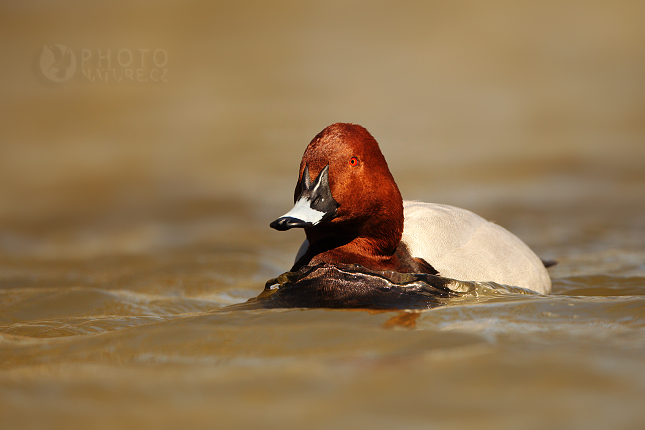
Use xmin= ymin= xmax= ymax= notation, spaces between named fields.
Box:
xmin=1 ymin=1 xmax=645 ymax=429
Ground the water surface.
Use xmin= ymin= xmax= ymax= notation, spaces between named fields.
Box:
xmin=1 ymin=1 xmax=644 ymax=429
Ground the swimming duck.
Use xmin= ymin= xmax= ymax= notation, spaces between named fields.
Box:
xmin=270 ymin=123 xmax=551 ymax=294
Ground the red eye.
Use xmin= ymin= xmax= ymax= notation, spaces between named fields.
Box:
xmin=349 ymin=157 xmax=359 ymax=166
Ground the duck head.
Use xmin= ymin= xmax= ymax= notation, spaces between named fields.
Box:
xmin=270 ymin=123 xmax=405 ymax=267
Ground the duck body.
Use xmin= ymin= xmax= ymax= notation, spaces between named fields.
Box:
xmin=271 ymin=123 xmax=552 ymax=295
xmin=401 ymin=201 xmax=551 ymax=294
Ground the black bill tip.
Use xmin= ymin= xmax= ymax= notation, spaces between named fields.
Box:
xmin=270 ymin=217 xmax=313 ymax=231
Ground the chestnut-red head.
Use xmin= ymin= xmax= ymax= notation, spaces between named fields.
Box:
xmin=271 ymin=123 xmax=405 ymax=268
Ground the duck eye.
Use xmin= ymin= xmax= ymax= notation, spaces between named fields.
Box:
xmin=349 ymin=157 xmax=359 ymax=167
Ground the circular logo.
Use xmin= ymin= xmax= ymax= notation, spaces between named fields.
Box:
xmin=40 ymin=45 xmax=76 ymax=83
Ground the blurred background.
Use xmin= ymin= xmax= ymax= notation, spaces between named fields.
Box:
xmin=1 ymin=0 xmax=643 ymax=259
xmin=1 ymin=1 xmax=645 ymax=429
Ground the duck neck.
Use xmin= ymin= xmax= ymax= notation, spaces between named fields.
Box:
xmin=294 ymin=215 xmax=404 ymax=272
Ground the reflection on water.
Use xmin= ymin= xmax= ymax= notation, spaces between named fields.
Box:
xmin=1 ymin=0 xmax=645 ymax=429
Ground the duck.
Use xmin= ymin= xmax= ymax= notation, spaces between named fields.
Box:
xmin=270 ymin=123 xmax=552 ymax=294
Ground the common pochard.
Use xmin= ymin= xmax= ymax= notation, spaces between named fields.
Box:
xmin=270 ymin=123 xmax=552 ymax=294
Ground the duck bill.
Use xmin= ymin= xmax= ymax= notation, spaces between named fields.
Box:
xmin=270 ymin=165 xmax=338 ymax=231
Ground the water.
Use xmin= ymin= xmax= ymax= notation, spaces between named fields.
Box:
xmin=1 ymin=1 xmax=645 ymax=429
